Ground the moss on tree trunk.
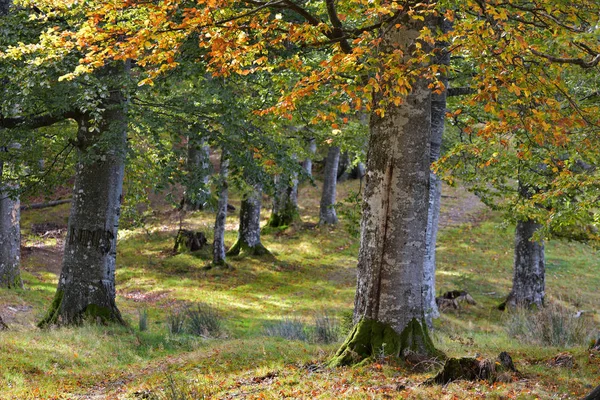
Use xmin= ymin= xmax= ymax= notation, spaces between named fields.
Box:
xmin=330 ymin=318 xmax=442 ymax=367
xmin=38 ymin=289 xmax=123 ymax=327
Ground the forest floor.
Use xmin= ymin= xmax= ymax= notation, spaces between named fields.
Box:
xmin=1 ymin=179 xmax=599 ymax=399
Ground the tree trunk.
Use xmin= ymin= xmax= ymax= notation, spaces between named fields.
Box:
xmin=319 ymin=145 xmax=340 ymax=225
xmin=337 ymin=151 xmax=351 ymax=181
xmin=302 ymin=138 xmax=316 ymax=178
xmin=183 ymin=135 xmax=211 ymax=211
xmin=0 ymin=0 xmax=10 ymax=15
xmin=423 ymin=17 xmax=451 ymax=328
xmin=39 ymin=86 xmax=127 ymax=327
xmin=228 ymin=183 xmax=270 ymax=256
xmin=501 ymin=219 xmax=545 ymax=309
xmin=212 ymin=150 xmax=229 ymax=267
xmin=267 ymin=173 xmax=299 ymax=228
xmin=0 ymin=161 xmax=22 ymax=289
xmin=332 ymin=18 xmax=440 ymax=367
xmin=583 ymin=384 xmax=600 ymax=400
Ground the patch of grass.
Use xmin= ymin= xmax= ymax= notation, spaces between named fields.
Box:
xmin=503 ymin=303 xmax=596 ymax=347
xmin=263 ymin=317 xmax=309 ymax=342
xmin=186 ymin=303 xmax=222 ymax=338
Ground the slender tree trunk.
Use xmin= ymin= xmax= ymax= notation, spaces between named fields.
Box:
xmin=319 ymin=146 xmax=340 ymax=225
xmin=302 ymin=138 xmax=316 ymax=178
xmin=583 ymin=384 xmax=600 ymax=400
xmin=183 ymin=135 xmax=211 ymax=211
xmin=0 ymin=0 xmax=20 ymax=290
xmin=501 ymin=219 xmax=545 ymax=309
xmin=212 ymin=150 xmax=229 ymax=267
xmin=267 ymin=173 xmax=299 ymax=228
xmin=39 ymin=85 xmax=128 ymax=327
xmin=337 ymin=152 xmax=351 ymax=181
xmin=228 ymin=183 xmax=269 ymax=256
xmin=422 ymin=17 xmax=451 ymax=328
xmin=332 ymin=17 xmax=440 ymax=367
xmin=0 ymin=161 xmax=22 ymax=289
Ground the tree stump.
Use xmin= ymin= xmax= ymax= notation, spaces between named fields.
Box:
xmin=426 ymin=352 xmax=517 ymax=385
xmin=0 ymin=315 xmax=7 ymax=330
xmin=435 ymin=290 xmax=476 ymax=312
xmin=174 ymin=230 xmax=208 ymax=253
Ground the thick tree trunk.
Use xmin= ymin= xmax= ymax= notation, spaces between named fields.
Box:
xmin=422 ymin=17 xmax=450 ymax=328
xmin=332 ymin=18 xmax=440 ymax=367
xmin=319 ymin=146 xmax=340 ymax=225
xmin=502 ymin=219 xmax=545 ymax=309
xmin=267 ymin=173 xmax=299 ymax=228
xmin=0 ymin=162 xmax=22 ymax=289
xmin=228 ymin=183 xmax=269 ymax=256
xmin=301 ymin=138 xmax=316 ymax=178
xmin=583 ymin=384 xmax=600 ymax=400
xmin=183 ymin=136 xmax=211 ymax=211
xmin=212 ymin=151 xmax=229 ymax=267
xmin=39 ymin=88 xmax=127 ymax=327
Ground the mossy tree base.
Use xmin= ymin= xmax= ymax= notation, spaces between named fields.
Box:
xmin=38 ymin=289 xmax=125 ymax=328
xmin=330 ymin=318 xmax=443 ymax=367
xmin=226 ymin=239 xmax=271 ymax=257
xmin=266 ymin=211 xmax=299 ymax=229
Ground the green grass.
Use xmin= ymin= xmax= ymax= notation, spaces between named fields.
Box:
xmin=0 ymin=180 xmax=598 ymax=399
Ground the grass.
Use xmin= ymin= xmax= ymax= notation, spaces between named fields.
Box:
xmin=0 ymin=180 xmax=599 ymax=399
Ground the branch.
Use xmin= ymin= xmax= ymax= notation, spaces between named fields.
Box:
xmin=529 ymin=48 xmax=600 ymax=68
xmin=448 ymin=87 xmax=475 ymax=97
xmin=324 ymin=0 xmax=352 ymax=53
xmin=0 ymin=111 xmax=78 ymax=130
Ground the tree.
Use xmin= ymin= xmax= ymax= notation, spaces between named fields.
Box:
xmin=211 ymin=149 xmax=230 ymax=268
xmin=319 ymin=145 xmax=340 ymax=225
xmin=267 ymin=171 xmax=299 ymax=228
xmin=39 ymin=68 xmax=129 ymax=326
xmin=183 ymin=134 xmax=212 ymax=211
xmin=0 ymin=0 xmax=21 ymax=290
xmin=228 ymin=182 xmax=270 ymax=256
xmin=0 ymin=155 xmax=22 ymax=289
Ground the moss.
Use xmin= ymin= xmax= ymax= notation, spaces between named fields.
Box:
xmin=37 ymin=289 xmax=64 ymax=328
xmin=227 ymin=239 xmax=271 ymax=257
xmin=83 ymin=304 xmax=114 ymax=324
xmin=329 ymin=317 xmax=443 ymax=367
xmin=266 ymin=209 xmax=299 ymax=228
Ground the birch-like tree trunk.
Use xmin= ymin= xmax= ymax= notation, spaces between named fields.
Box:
xmin=267 ymin=173 xmax=299 ymax=228
xmin=302 ymin=138 xmax=316 ymax=178
xmin=0 ymin=161 xmax=22 ymax=289
xmin=502 ymin=219 xmax=545 ymax=309
xmin=183 ymin=135 xmax=211 ymax=211
xmin=319 ymin=145 xmax=340 ymax=225
xmin=228 ymin=183 xmax=269 ymax=256
xmin=212 ymin=150 xmax=229 ymax=267
xmin=422 ymin=17 xmax=451 ymax=328
xmin=39 ymin=87 xmax=128 ymax=326
xmin=332 ymin=17 xmax=440 ymax=366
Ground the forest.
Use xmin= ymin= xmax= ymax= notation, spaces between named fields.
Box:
xmin=0 ymin=0 xmax=599 ymax=398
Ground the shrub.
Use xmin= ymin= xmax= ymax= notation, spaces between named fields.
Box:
xmin=186 ymin=303 xmax=222 ymax=338
xmin=312 ymin=311 xmax=341 ymax=344
xmin=503 ymin=303 xmax=596 ymax=347
xmin=264 ymin=317 xmax=309 ymax=341
xmin=166 ymin=308 xmax=187 ymax=335
xmin=138 ymin=309 xmax=148 ymax=332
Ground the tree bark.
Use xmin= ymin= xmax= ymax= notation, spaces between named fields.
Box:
xmin=332 ymin=17 xmax=440 ymax=366
xmin=337 ymin=151 xmax=351 ymax=181
xmin=583 ymin=384 xmax=600 ymax=400
xmin=0 ymin=0 xmax=9 ymax=15
xmin=183 ymin=135 xmax=211 ymax=211
xmin=501 ymin=218 xmax=545 ymax=309
xmin=319 ymin=145 xmax=340 ymax=225
xmin=212 ymin=150 xmax=229 ymax=267
xmin=267 ymin=173 xmax=299 ymax=228
xmin=0 ymin=161 xmax=22 ymax=289
xmin=422 ymin=17 xmax=451 ymax=328
xmin=39 ymin=84 xmax=128 ymax=327
xmin=301 ymin=138 xmax=316 ymax=178
xmin=228 ymin=183 xmax=269 ymax=256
